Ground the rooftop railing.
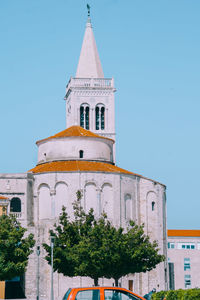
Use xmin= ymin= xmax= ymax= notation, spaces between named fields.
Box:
xmin=66 ymin=77 xmax=114 ymax=90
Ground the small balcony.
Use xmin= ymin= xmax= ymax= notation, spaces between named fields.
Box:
xmin=9 ymin=212 xmax=22 ymax=219
xmin=9 ymin=197 xmax=22 ymax=219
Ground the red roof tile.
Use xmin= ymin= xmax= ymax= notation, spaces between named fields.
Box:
xmin=36 ymin=126 xmax=114 ymax=144
xmin=28 ymin=160 xmax=134 ymax=175
xmin=28 ymin=160 xmax=165 ymax=186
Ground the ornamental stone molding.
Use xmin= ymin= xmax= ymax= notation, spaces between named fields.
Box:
xmin=73 ymin=90 xmax=111 ymax=97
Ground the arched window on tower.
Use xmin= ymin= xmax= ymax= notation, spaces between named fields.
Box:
xmin=101 ymin=106 xmax=105 ymax=130
xmin=80 ymin=104 xmax=90 ymax=129
xmin=10 ymin=197 xmax=21 ymax=212
xmin=152 ymin=201 xmax=155 ymax=211
xmin=96 ymin=104 xmax=105 ymax=130
xmin=95 ymin=106 xmax=100 ymax=130
xmin=85 ymin=106 xmax=89 ymax=130
xmin=80 ymin=106 xmax=84 ymax=128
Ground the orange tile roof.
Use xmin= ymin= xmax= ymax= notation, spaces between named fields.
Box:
xmin=36 ymin=125 xmax=114 ymax=144
xmin=28 ymin=160 xmax=165 ymax=185
xmin=0 ymin=196 xmax=8 ymax=200
xmin=28 ymin=160 xmax=134 ymax=175
xmin=168 ymin=229 xmax=200 ymax=237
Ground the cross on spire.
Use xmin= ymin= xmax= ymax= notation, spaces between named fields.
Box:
xmin=87 ymin=4 xmax=90 ymax=17
xmin=75 ymin=5 xmax=104 ymax=78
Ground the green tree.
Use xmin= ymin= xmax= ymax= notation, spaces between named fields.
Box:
xmin=43 ymin=192 xmax=165 ymax=286
xmin=43 ymin=205 xmax=80 ymax=277
xmin=106 ymin=220 xmax=165 ymax=286
xmin=0 ymin=214 xmax=35 ymax=280
xmin=43 ymin=192 xmax=97 ymax=279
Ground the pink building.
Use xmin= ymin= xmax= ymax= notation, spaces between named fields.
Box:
xmin=168 ymin=230 xmax=200 ymax=290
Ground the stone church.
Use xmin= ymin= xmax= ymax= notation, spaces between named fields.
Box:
xmin=0 ymin=13 xmax=168 ymax=300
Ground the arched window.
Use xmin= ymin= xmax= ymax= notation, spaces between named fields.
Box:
xmin=101 ymin=107 xmax=105 ymax=130
xmin=85 ymin=107 xmax=89 ymax=130
xmin=96 ymin=104 xmax=105 ymax=130
xmin=80 ymin=106 xmax=84 ymax=128
xmin=79 ymin=150 xmax=84 ymax=158
xmin=125 ymin=194 xmax=132 ymax=220
xmin=10 ymin=197 xmax=21 ymax=212
xmin=80 ymin=104 xmax=90 ymax=129
xmin=95 ymin=107 xmax=100 ymax=130
xmin=152 ymin=201 xmax=155 ymax=211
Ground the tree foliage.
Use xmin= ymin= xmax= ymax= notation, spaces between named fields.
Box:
xmin=0 ymin=214 xmax=35 ymax=280
xmin=43 ymin=192 xmax=165 ymax=286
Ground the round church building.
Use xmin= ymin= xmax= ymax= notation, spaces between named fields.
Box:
xmin=27 ymin=125 xmax=167 ymax=299
xmin=1 ymin=11 xmax=169 ymax=300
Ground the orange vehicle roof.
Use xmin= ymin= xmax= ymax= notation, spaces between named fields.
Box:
xmin=168 ymin=229 xmax=200 ymax=237
xmin=36 ymin=125 xmax=114 ymax=144
xmin=68 ymin=287 xmax=145 ymax=300
xmin=28 ymin=160 xmax=134 ymax=175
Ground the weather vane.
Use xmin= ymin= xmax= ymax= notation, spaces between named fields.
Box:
xmin=87 ymin=4 xmax=90 ymax=17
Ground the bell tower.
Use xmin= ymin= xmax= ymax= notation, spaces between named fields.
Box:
xmin=65 ymin=7 xmax=116 ymax=145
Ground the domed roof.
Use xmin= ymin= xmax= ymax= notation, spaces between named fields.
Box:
xmin=36 ymin=125 xmax=114 ymax=144
xmin=28 ymin=160 xmax=134 ymax=175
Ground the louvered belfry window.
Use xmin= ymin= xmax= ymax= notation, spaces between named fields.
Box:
xmin=101 ymin=106 xmax=105 ymax=129
xmin=96 ymin=104 xmax=105 ymax=130
xmin=95 ymin=106 xmax=99 ymax=130
xmin=80 ymin=105 xmax=90 ymax=129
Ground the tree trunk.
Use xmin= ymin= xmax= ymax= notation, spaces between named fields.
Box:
xmin=94 ymin=278 xmax=99 ymax=286
xmin=114 ymin=278 xmax=119 ymax=287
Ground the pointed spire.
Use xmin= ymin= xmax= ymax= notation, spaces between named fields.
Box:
xmin=76 ymin=5 xmax=104 ymax=78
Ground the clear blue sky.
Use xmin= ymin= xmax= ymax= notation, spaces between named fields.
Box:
xmin=0 ymin=0 xmax=200 ymax=229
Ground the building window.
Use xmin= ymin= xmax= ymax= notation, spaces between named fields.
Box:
xmin=177 ymin=243 xmax=195 ymax=250
xmin=10 ymin=197 xmax=21 ymax=212
xmin=152 ymin=201 xmax=155 ymax=211
xmin=80 ymin=104 xmax=90 ymax=129
xmin=168 ymin=262 xmax=175 ymax=290
xmin=184 ymin=275 xmax=191 ymax=288
xmin=128 ymin=280 xmax=133 ymax=291
xmin=79 ymin=150 xmax=84 ymax=158
xmin=80 ymin=106 xmax=84 ymax=127
xmin=101 ymin=106 xmax=105 ymax=129
xmin=124 ymin=194 xmax=132 ymax=220
xmin=95 ymin=106 xmax=100 ymax=130
xmin=96 ymin=104 xmax=105 ymax=130
xmin=85 ymin=106 xmax=89 ymax=130
xmin=184 ymin=258 xmax=190 ymax=271
xmin=168 ymin=242 xmax=175 ymax=249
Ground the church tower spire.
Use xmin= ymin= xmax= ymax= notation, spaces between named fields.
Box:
xmin=76 ymin=6 xmax=104 ymax=78
xmin=65 ymin=6 xmax=116 ymax=160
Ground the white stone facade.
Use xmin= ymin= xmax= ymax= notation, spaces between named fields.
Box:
xmin=37 ymin=135 xmax=114 ymax=165
xmin=0 ymin=170 xmax=167 ymax=298
xmin=0 ymin=15 xmax=168 ymax=300
xmin=65 ymin=78 xmax=116 ymax=143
